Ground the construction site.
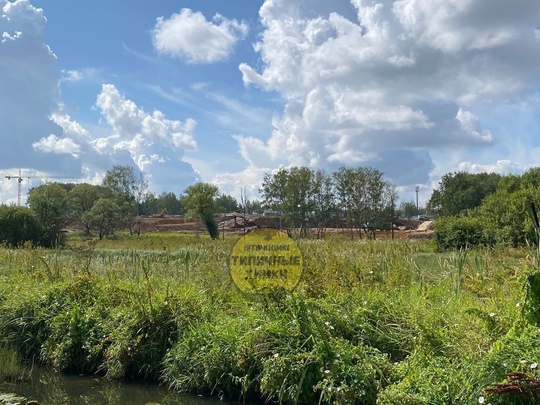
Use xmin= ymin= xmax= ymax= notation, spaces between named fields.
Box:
xmin=65 ymin=213 xmax=434 ymax=240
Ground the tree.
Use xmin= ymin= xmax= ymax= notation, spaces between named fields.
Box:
xmin=215 ymin=194 xmax=239 ymax=213
xmin=473 ymin=185 xmax=540 ymax=247
xmin=102 ymin=165 xmax=138 ymax=201
xmin=282 ymin=166 xmax=318 ymax=237
xmin=311 ymin=170 xmax=336 ymax=239
xmin=0 ymin=205 xmax=42 ymax=247
xmin=182 ymin=183 xmax=220 ymax=239
xmin=378 ymin=182 xmax=398 ymax=233
xmin=134 ymin=170 xmax=150 ymax=216
xmin=398 ymin=200 xmax=419 ymax=218
xmin=28 ymin=183 xmax=68 ymax=247
xmin=102 ymin=165 xmax=140 ymax=234
xmin=150 ymin=192 xmax=184 ymax=216
xmin=83 ymin=198 xmax=136 ymax=239
xmin=243 ymin=199 xmax=262 ymax=214
xmin=260 ymin=167 xmax=319 ymax=237
xmin=427 ymin=171 xmax=501 ymax=217
xmin=68 ymin=183 xmax=110 ymax=235
xmin=333 ymin=167 xmax=390 ymax=239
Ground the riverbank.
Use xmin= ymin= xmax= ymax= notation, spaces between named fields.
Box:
xmin=0 ymin=234 xmax=539 ymax=404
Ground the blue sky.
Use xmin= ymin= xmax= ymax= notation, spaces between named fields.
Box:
xmin=1 ymin=0 xmax=540 ymax=205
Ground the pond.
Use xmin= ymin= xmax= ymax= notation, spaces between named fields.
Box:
xmin=0 ymin=369 xmax=234 ymax=405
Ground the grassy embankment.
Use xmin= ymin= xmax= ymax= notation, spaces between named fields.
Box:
xmin=0 ymin=233 xmax=540 ymax=404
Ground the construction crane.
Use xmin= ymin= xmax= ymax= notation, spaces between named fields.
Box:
xmin=5 ymin=170 xmax=74 ymax=206
xmin=5 ymin=170 xmax=29 ymax=206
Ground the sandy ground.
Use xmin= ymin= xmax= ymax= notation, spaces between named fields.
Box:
xmin=64 ymin=215 xmax=434 ymax=240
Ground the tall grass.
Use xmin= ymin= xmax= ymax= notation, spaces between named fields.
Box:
xmin=0 ymin=234 xmax=538 ymax=403
xmin=0 ymin=345 xmax=26 ymax=380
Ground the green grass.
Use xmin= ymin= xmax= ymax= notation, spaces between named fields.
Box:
xmin=0 ymin=345 xmax=26 ymax=381
xmin=0 ymin=234 xmax=539 ymax=404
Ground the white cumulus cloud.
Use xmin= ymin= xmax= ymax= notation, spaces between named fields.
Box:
xmin=95 ymin=84 xmax=198 ymax=193
xmin=32 ymin=134 xmax=81 ymax=157
xmin=152 ymin=8 xmax=248 ymax=64
xmin=222 ymin=0 xmax=540 ymax=200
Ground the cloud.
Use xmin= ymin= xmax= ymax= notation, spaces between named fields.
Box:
xmin=0 ymin=0 xmax=85 ymax=178
xmin=224 ymin=0 xmax=540 ymax=199
xmin=32 ymin=134 xmax=81 ymax=157
xmin=94 ymin=84 xmax=198 ymax=193
xmin=60 ymin=69 xmax=83 ymax=82
xmin=0 ymin=0 xmax=199 ymax=202
xmin=152 ymin=8 xmax=248 ymax=64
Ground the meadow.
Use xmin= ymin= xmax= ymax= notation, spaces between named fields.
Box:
xmin=0 ymin=233 xmax=539 ymax=404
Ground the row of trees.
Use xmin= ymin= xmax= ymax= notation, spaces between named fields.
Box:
xmin=428 ymin=168 xmax=540 ymax=249
xmin=0 ymin=162 xmax=430 ymax=245
xmin=0 ymin=165 xmax=265 ymax=245
xmin=12 ymin=161 xmax=523 ymax=247
xmin=261 ymin=166 xmax=397 ymax=238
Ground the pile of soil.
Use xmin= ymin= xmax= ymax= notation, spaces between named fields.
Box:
xmin=63 ymin=215 xmax=435 ymax=239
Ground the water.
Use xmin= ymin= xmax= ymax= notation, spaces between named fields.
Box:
xmin=0 ymin=369 xmax=231 ymax=405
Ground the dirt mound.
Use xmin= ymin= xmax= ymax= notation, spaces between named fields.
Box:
xmin=417 ymin=220 xmax=434 ymax=231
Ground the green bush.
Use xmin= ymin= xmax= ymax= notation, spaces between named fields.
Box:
xmin=523 ymin=269 xmax=540 ymax=327
xmin=478 ymin=324 xmax=540 ymax=404
xmin=434 ymin=216 xmax=489 ymax=251
xmin=0 ymin=205 xmax=43 ymax=247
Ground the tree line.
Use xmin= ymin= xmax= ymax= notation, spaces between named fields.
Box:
xmin=0 ymin=165 xmax=261 ymax=246
xmin=260 ymin=166 xmax=398 ymax=238
xmin=427 ymin=168 xmax=540 ymax=250
xmin=12 ymin=161 xmax=535 ymax=248
xmin=0 ymin=163 xmax=432 ymax=246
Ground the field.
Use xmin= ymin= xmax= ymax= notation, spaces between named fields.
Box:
xmin=0 ymin=233 xmax=539 ymax=404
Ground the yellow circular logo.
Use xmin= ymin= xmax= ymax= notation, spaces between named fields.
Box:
xmin=229 ymin=228 xmax=303 ymax=293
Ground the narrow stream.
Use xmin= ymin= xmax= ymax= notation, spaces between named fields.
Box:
xmin=0 ymin=369 xmax=233 ymax=405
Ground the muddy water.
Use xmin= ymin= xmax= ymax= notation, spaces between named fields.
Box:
xmin=1 ymin=369 xmax=233 ymax=405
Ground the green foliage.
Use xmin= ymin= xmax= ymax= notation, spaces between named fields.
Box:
xmin=151 ymin=191 xmax=184 ymax=216
xmin=260 ymin=166 xmax=392 ymax=238
xmin=241 ymin=198 xmax=262 ymax=214
xmin=434 ymin=216 xmax=489 ymax=251
xmin=27 ymin=183 xmax=68 ymax=247
xmin=102 ymin=165 xmax=138 ymax=201
xmin=478 ymin=325 xmax=540 ymax=404
xmin=333 ymin=166 xmax=395 ymax=236
xmin=82 ymin=198 xmax=136 ymax=239
xmin=377 ymin=355 xmax=482 ymax=404
xmin=427 ymin=171 xmax=501 ymax=217
xmin=182 ymin=182 xmax=220 ymax=239
xmin=0 ymin=235 xmax=535 ymax=404
xmin=398 ymin=200 xmax=419 ymax=219
xmin=523 ymin=269 xmax=540 ymax=327
xmin=67 ymin=183 xmax=111 ymax=234
xmin=0 ymin=345 xmax=25 ymax=380
xmin=261 ymin=166 xmax=322 ymax=236
xmin=0 ymin=205 xmax=42 ymax=247
xmin=214 ymin=194 xmax=239 ymax=213
xmin=474 ymin=186 xmax=540 ymax=247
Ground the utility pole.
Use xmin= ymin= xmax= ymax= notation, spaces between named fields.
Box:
xmin=415 ymin=185 xmax=419 ymax=216
xmin=5 ymin=170 xmax=29 ymax=206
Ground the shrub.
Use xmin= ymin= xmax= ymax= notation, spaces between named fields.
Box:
xmin=0 ymin=205 xmax=43 ymax=247
xmin=434 ymin=216 xmax=489 ymax=251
